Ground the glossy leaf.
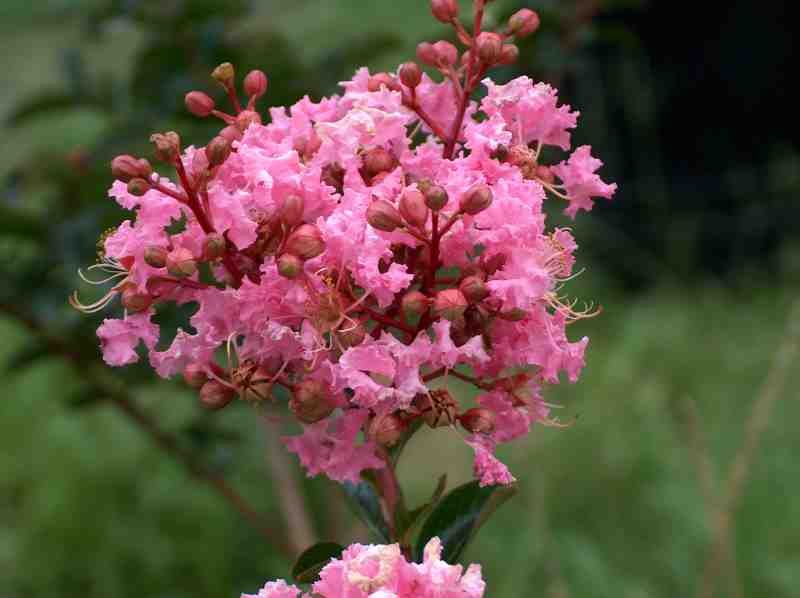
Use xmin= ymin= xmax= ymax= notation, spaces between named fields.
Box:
xmin=342 ymin=479 xmax=391 ymax=542
xmin=291 ymin=542 xmax=344 ymax=584
xmin=414 ymin=480 xmax=517 ymax=563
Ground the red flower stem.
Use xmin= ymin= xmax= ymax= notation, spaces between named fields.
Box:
xmin=226 ymin=86 xmax=243 ymax=114
xmin=403 ymin=97 xmax=450 ymax=142
xmin=211 ymin=109 xmax=236 ymax=124
xmin=423 ymin=366 xmax=492 ymax=390
xmin=361 ymin=306 xmax=416 ymax=338
xmin=151 ymin=181 xmax=188 ymax=203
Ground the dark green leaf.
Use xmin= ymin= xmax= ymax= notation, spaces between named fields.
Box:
xmin=2 ymin=342 xmax=51 ymax=373
xmin=414 ymin=480 xmax=517 ymax=563
xmin=291 ymin=542 xmax=344 ymax=584
xmin=397 ymin=474 xmax=447 ymax=543
xmin=342 ymin=480 xmax=391 ymax=542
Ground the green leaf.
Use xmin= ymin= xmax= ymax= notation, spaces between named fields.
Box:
xmin=396 ymin=474 xmax=447 ymax=543
xmin=414 ymin=480 xmax=517 ymax=563
xmin=342 ymin=480 xmax=391 ymax=542
xmin=291 ymin=542 xmax=344 ymax=584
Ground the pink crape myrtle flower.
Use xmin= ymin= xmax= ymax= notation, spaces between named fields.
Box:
xmin=73 ymin=6 xmax=615 ymax=489
xmin=241 ymin=537 xmax=485 ymax=598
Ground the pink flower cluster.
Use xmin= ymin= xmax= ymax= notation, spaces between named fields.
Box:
xmin=73 ymin=7 xmax=615 ymax=488
xmin=242 ymin=538 xmax=485 ymax=598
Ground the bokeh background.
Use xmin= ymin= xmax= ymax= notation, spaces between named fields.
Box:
xmin=1 ymin=1 xmax=798 ymax=597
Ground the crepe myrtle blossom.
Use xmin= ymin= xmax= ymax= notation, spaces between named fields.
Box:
xmin=241 ymin=537 xmax=485 ymax=598
xmin=71 ymin=1 xmax=615 ymax=489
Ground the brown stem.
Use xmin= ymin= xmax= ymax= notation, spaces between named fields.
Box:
xmin=403 ymin=96 xmax=450 ymax=142
xmin=0 ymin=303 xmax=292 ymax=559
xmin=361 ymin=306 xmax=416 ymax=338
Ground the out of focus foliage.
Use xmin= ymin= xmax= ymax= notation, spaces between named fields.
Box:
xmin=1 ymin=1 xmax=798 ymax=597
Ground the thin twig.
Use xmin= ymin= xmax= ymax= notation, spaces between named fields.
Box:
xmin=696 ymin=299 xmax=800 ymax=598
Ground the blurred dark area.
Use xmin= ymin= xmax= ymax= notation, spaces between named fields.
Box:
xmin=1 ymin=2 xmax=798 ymax=598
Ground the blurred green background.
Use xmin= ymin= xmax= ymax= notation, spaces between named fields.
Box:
xmin=1 ymin=1 xmax=798 ymax=597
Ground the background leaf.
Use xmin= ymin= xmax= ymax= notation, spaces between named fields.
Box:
xmin=291 ymin=541 xmax=344 ymax=584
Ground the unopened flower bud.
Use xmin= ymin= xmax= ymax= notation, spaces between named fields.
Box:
xmin=236 ymin=110 xmax=262 ymax=132
xmin=127 ymin=177 xmax=150 ymax=196
xmin=183 ymin=363 xmax=208 ymax=389
xmin=285 ymin=224 xmax=325 ymax=260
xmin=432 ymin=41 xmax=458 ymax=67
xmin=166 ymin=247 xmax=197 ymax=278
xmin=143 ymin=245 xmax=168 ymax=268
xmin=220 ymin=125 xmax=242 ymax=143
xmin=459 ymin=275 xmax=490 ymax=303
xmin=206 ymin=136 xmax=232 ymax=167
xmin=277 ymin=253 xmax=304 ymax=279
xmin=476 ymin=32 xmax=503 ymax=64
xmin=399 ymin=61 xmax=422 ymax=88
xmin=416 ymin=389 xmax=458 ymax=428
xmin=367 ymin=200 xmax=404 ymax=232
xmin=111 ymin=155 xmax=152 ymax=182
xmin=500 ymin=307 xmax=528 ymax=321
xmin=211 ymin=62 xmax=235 ymax=88
xmin=185 ymin=91 xmax=215 ymax=117
xmin=289 ymin=380 xmax=335 ymax=424
xmin=202 ymin=233 xmax=227 ymax=261
xmin=399 ymin=189 xmax=429 ymax=229
xmin=322 ymin=162 xmax=345 ymax=194
xmin=430 ymin=0 xmax=459 ymax=22
xmin=121 ymin=287 xmax=152 ymax=313
xmin=244 ymin=69 xmax=268 ymax=98
xmin=498 ymin=44 xmax=520 ymax=65
xmin=482 ymin=253 xmax=507 ymax=275
xmin=508 ymin=8 xmax=540 ymax=37
xmin=369 ymin=413 xmax=407 ymax=447
xmin=424 ymin=184 xmax=449 ymax=211
xmin=280 ymin=194 xmax=305 ymax=227
xmin=199 ymin=380 xmax=235 ymax=410
xmin=460 ymin=184 xmax=493 ymax=215
xmin=150 ymin=131 xmax=181 ymax=163
xmin=363 ymin=147 xmax=395 ymax=177
xmin=367 ymin=73 xmax=400 ymax=93
xmin=433 ymin=288 xmax=468 ymax=321
xmin=460 ymin=407 xmax=495 ymax=434
xmin=416 ymin=42 xmax=438 ymax=67
xmin=401 ymin=290 xmax=430 ymax=318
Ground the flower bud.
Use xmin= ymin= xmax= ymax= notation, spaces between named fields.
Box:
xmin=339 ymin=323 xmax=367 ymax=348
xmin=416 ymin=42 xmax=438 ymax=67
xmin=432 ymin=41 xmax=458 ymax=67
xmin=367 ymin=72 xmax=400 ymax=93
xmin=277 ymin=253 xmax=304 ymax=279
xmin=199 ymin=380 xmax=235 ymax=410
xmin=285 ymin=224 xmax=325 ymax=260
xmin=369 ymin=413 xmax=407 ymax=447
xmin=150 ymin=132 xmax=181 ymax=163
xmin=111 ymin=155 xmax=152 ymax=182
xmin=399 ymin=61 xmax=422 ymax=88
xmin=367 ymin=200 xmax=404 ymax=232
xmin=401 ymin=290 xmax=430 ymax=318
xmin=399 ymin=189 xmax=429 ymax=229
xmin=416 ymin=389 xmax=458 ymax=428
xmin=289 ymin=380 xmax=335 ymax=424
xmin=482 ymin=253 xmax=507 ymax=275
xmin=236 ymin=110 xmax=262 ymax=132
xmin=459 ymin=275 xmax=490 ymax=303
xmin=220 ymin=125 xmax=243 ymax=143
xmin=363 ymin=147 xmax=395 ymax=177
xmin=166 ymin=247 xmax=197 ymax=279
xmin=143 ymin=245 xmax=168 ymax=268
xmin=185 ymin=91 xmax=215 ymax=117
xmin=244 ymin=69 xmax=268 ymax=98
xmin=498 ymin=44 xmax=520 ymax=66
xmin=183 ymin=363 xmax=208 ymax=389
xmin=127 ymin=178 xmax=150 ymax=197
xmin=121 ymin=287 xmax=152 ymax=313
xmin=202 ymin=232 xmax=227 ymax=261
xmin=280 ymin=194 xmax=305 ymax=227
xmin=322 ymin=162 xmax=345 ymax=194
xmin=211 ymin=62 xmax=235 ymax=88
xmin=430 ymin=0 xmax=459 ymax=23
xmin=508 ymin=8 xmax=540 ymax=37
xmin=433 ymin=289 xmax=468 ymax=321
xmin=460 ymin=184 xmax=493 ymax=215
xmin=476 ymin=32 xmax=503 ymax=64
xmin=423 ymin=184 xmax=448 ymax=211
xmin=206 ymin=136 xmax=232 ymax=167
xmin=460 ymin=407 xmax=495 ymax=434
